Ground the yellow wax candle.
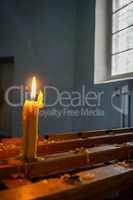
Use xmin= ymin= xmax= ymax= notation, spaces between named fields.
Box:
xmin=22 ymin=77 xmax=43 ymax=161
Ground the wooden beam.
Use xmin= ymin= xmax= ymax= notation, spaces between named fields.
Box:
xmin=23 ymin=143 xmax=133 ymax=178
xmin=0 ymin=158 xmax=25 ymax=179
xmin=38 ymin=132 xmax=133 ymax=155
xmin=47 ymin=127 xmax=133 ymax=140
xmin=2 ymin=178 xmax=31 ymax=189
xmin=0 ymin=164 xmax=133 ymax=200
xmin=1 ymin=132 xmax=133 ymax=159
xmin=2 ymin=128 xmax=133 ymax=144
xmin=0 ymin=143 xmax=133 ymax=179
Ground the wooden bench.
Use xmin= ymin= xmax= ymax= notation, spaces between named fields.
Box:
xmin=1 ymin=130 xmax=133 ymax=159
xmin=0 ymin=128 xmax=133 ymax=199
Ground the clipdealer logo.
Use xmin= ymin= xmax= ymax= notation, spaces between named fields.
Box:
xmin=111 ymin=85 xmax=129 ymax=116
xmin=4 ymin=84 xmax=129 ymax=118
xmin=4 ymin=85 xmax=105 ymax=118
xmin=5 ymin=85 xmax=104 ymax=108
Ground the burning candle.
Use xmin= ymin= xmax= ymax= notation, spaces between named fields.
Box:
xmin=22 ymin=76 xmax=43 ymax=161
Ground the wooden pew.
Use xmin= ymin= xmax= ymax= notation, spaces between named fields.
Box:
xmin=0 ymin=143 xmax=132 ymax=179
xmin=0 ymin=128 xmax=133 ymax=199
xmin=0 ymin=164 xmax=133 ymax=200
xmin=0 ymin=132 xmax=133 ymax=160
xmin=2 ymin=178 xmax=31 ymax=189
xmin=38 ymin=132 xmax=133 ymax=155
xmin=46 ymin=127 xmax=133 ymax=140
xmin=2 ymin=127 xmax=133 ymax=145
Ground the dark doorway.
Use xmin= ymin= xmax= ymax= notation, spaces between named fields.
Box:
xmin=0 ymin=56 xmax=14 ymax=137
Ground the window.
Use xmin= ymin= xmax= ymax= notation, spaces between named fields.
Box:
xmin=112 ymin=0 xmax=133 ymax=77
xmin=94 ymin=0 xmax=133 ymax=83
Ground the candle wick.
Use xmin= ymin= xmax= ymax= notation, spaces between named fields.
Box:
xmin=31 ymin=94 xmax=37 ymax=101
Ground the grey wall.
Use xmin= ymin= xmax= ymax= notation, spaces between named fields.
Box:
xmin=0 ymin=0 xmax=132 ymax=136
xmin=73 ymin=0 xmax=132 ymax=131
xmin=0 ymin=0 xmax=77 ymax=136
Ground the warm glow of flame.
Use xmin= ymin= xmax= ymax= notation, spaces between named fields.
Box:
xmin=37 ymin=90 xmax=43 ymax=108
xmin=31 ymin=76 xmax=37 ymax=99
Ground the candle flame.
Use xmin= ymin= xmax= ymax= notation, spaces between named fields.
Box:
xmin=31 ymin=76 xmax=37 ymax=99
xmin=37 ymin=90 xmax=44 ymax=108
